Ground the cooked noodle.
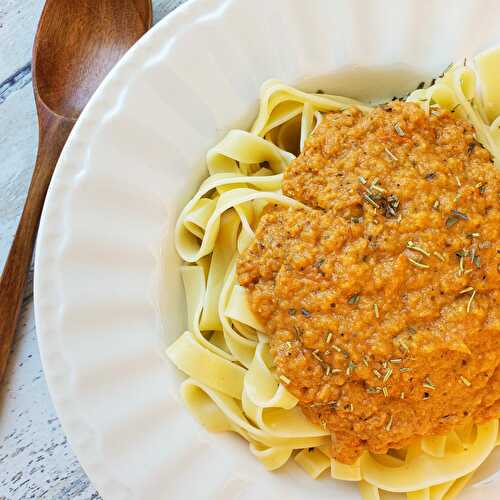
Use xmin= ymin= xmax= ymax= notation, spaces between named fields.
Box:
xmin=167 ymin=48 xmax=500 ymax=499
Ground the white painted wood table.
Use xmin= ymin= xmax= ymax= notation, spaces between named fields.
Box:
xmin=0 ymin=1 xmax=186 ymax=498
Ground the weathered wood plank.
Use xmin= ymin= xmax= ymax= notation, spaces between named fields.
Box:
xmin=0 ymin=0 xmax=185 ymax=104
xmin=0 ymin=1 xmax=187 ymax=499
xmin=153 ymin=0 xmax=187 ymax=22
xmin=0 ymin=83 xmax=38 ymax=271
xmin=0 ymin=0 xmax=43 ymax=84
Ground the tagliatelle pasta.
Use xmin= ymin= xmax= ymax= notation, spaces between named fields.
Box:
xmin=167 ymin=49 xmax=500 ymax=499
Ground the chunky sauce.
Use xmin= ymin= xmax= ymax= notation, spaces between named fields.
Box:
xmin=237 ymin=102 xmax=500 ymax=464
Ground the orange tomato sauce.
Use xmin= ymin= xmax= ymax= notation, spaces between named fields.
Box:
xmin=237 ymin=102 xmax=500 ymax=463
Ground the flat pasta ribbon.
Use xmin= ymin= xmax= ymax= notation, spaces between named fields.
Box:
xmin=167 ymin=47 xmax=500 ymax=500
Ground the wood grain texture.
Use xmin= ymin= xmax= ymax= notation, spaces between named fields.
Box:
xmin=0 ymin=0 xmax=152 ymax=385
xmin=0 ymin=1 xmax=186 ymax=498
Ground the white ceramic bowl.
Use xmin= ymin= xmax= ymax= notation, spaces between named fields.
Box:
xmin=34 ymin=0 xmax=500 ymax=498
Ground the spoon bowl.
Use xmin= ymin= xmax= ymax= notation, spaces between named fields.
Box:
xmin=0 ymin=0 xmax=152 ymax=384
xmin=34 ymin=0 xmax=152 ymax=118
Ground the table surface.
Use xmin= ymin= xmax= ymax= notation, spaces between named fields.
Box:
xmin=0 ymin=1 xmax=186 ymax=498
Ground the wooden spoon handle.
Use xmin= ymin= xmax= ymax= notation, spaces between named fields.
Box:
xmin=0 ymin=111 xmax=74 ymax=383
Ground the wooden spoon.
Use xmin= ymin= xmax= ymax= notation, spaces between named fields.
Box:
xmin=0 ymin=0 xmax=152 ymax=383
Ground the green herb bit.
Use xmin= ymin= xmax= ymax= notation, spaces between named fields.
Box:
xmin=385 ymin=415 xmax=393 ymax=431
xmin=373 ymin=303 xmax=380 ymax=318
xmin=348 ymin=294 xmax=361 ymax=305
xmin=459 ymin=257 xmax=465 ymax=275
xmin=346 ymin=361 xmax=357 ymax=377
xmin=312 ymin=350 xmax=323 ymax=362
xmin=382 ymin=387 xmax=389 ymax=398
xmin=433 ymin=251 xmax=446 ymax=262
xmin=466 ymin=289 xmax=476 ymax=313
xmin=459 ymin=286 xmax=474 ymax=294
xmin=383 ymin=367 xmax=393 ymax=383
xmin=407 ymin=241 xmax=430 ymax=256
xmin=446 ymin=216 xmax=460 ymax=227
xmin=367 ymin=387 xmax=381 ymax=394
xmin=313 ymin=258 xmax=325 ymax=269
xmin=423 ymin=377 xmax=435 ymax=390
xmin=407 ymin=257 xmax=430 ymax=269
xmin=400 ymin=367 xmax=412 ymax=373
xmin=280 ymin=375 xmax=291 ymax=384
xmin=384 ymin=147 xmax=398 ymax=161
xmin=460 ymin=375 xmax=472 ymax=387
xmin=372 ymin=184 xmax=386 ymax=193
xmin=399 ymin=339 xmax=410 ymax=353
xmin=390 ymin=358 xmax=402 ymax=364
xmin=359 ymin=176 xmax=367 ymax=185
xmin=363 ymin=356 xmax=370 ymax=367
xmin=363 ymin=193 xmax=380 ymax=209
xmin=326 ymin=333 xmax=333 ymax=344
xmin=373 ymin=369 xmax=382 ymax=379
xmin=394 ymin=123 xmax=406 ymax=136
xmin=451 ymin=209 xmax=468 ymax=220
xmin=309 ymin=402 xmax=325 ymax=408
xmin=442 ymin=62 xmax=454 ymax=75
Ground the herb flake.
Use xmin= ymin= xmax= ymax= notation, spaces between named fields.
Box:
xmin=407 ymin=257 xmax=430 ymax=269
xmin=301 ymin=308 xmax=311 ymax=318
xmin=385 ymin=415 xmax=393 ymax=431
xmin=384 ymin=147 xmax=398 ymax=161
xmin=394 ymin=123 xmax=406 ymax=136
xmin=348 ymin=294 xmax=361 ymax=305
xmin=451 ymin=209 xmax=469 ymax=220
